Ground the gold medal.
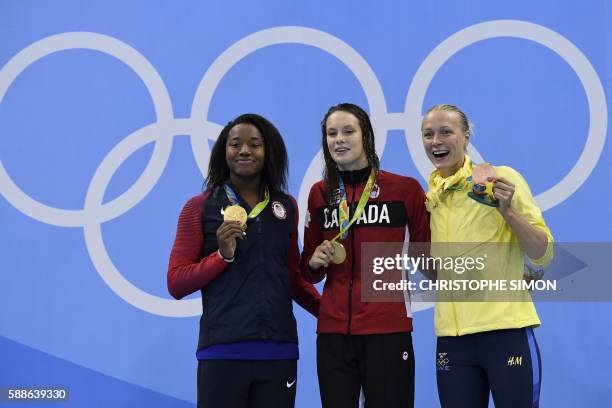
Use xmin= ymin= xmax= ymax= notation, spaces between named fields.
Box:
xmin=331 ymin=241 xmax=346 ymax=264
xmin=223 ymin=205 xmax=248 ymax=230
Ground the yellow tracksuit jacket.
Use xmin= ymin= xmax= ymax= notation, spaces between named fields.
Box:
xmin=427 ymin=157 xmax=554 ymax=337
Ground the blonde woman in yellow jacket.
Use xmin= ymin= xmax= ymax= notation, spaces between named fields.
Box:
xmin=421 ymin=104 xmax=553 ymax=408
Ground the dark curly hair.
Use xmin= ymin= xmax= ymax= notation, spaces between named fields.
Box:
xmin=205 ymin=113 xmax=288 ymax=195
xmin=320 ymin=103 xmax=380 ymax=200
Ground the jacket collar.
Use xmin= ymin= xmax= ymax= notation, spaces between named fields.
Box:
xmin=338 ymin=165 xmax=372 ymax=184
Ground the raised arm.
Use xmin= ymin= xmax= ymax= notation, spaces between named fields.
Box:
xmin=167 ymin=194 xmax=230 ymax=299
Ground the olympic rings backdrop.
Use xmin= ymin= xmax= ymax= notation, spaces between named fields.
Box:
xmin=1 ymin=1 xmax=610 ymax=406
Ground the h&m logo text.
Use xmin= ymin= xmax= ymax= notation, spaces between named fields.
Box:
xmin=507 ymin=356 xmax=523 ymax=366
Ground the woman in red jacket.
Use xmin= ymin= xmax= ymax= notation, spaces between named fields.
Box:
xmin=167 ymin=113 xmax=320 ymax=408
xmin=300 ymin=103 xmax=431 ymax=408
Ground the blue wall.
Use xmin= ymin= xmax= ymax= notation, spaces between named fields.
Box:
xmin=1 ymin=1 xmax=610 ymax=406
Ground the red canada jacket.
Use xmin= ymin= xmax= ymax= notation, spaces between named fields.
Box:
xmin=300 ymin=167 xmax=430 ymax=334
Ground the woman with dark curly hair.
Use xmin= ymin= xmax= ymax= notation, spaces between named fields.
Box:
xmin=167 ymin=113 xmax=320 ymax=408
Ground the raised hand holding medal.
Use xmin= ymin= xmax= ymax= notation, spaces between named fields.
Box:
xmin=218 ymin=184 xmax=269 ymax=260
xmin=223 ymin=184 xmax=269 ymax=230
xmin=223 ymin=205 xmax=248 ymax=230
xmin=330 ymin=241 xmax=347 ymax=264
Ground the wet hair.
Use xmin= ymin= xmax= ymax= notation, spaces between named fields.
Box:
xmin=423 ymin=104 xmax=474 ymax=137
xmin=422 ymin=104 xmax=474 ymax=152
xmin=320 ymin=103 xmax=380 ymax=200
xmin=205 ymin=113 xmax=288 ymax=194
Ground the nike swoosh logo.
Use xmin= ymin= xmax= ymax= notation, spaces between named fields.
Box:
xmin=286 ymin=379 xmax=296 ymax=388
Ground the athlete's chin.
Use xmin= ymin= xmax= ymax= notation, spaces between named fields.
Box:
xmin=333 ymin=156 xmax=359 ymax=169
xmin=230 ymin=168 xmax=262 ymax=180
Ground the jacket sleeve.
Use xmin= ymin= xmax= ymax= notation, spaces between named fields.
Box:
xmin=299 ymin=183 xmax=328 ymax=283
xmin=289 ymin=196 xmax=320 ymax=317
xmin=499 ymin=166 xmax=554 ymax=267
xmin=405 ymin=178 xmax=434 ymax=278
xmin=167 ymin=193 xmax=229 ymax=300
xmin=405 ymin=178 xmax=431 ymax=244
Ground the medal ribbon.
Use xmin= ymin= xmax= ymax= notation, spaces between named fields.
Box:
xmin=223 ymin=184 xmax=270 ymax=219
xmin=333 ymin=169 xmax=376 ymax=241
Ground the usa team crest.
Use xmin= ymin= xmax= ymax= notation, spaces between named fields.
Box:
xmin=272 ymin=201 xmax=287 ymax=220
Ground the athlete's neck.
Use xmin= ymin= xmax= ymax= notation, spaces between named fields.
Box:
xmin=338 ymin=165 xmax=372 ymax=184
xmin=229 ymin=173 xmax=262 ymax=208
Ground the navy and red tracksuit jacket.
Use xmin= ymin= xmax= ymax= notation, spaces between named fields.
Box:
xmin=300 ymin=167 xmax=430 ymax=334
xmin=167 ymin=186 xmax=320 ymax=351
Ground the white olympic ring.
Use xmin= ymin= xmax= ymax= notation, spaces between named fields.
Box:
xmin=0 ymin=32 xmax=175 ymax=227
xmin=403 ymin=20 xmax=607 ymax=211
xmin=0 ymin=21 xmax=607 ymax=317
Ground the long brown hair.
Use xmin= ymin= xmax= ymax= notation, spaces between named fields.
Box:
xmin=320 ymin=103 xmax=380 ymax=201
